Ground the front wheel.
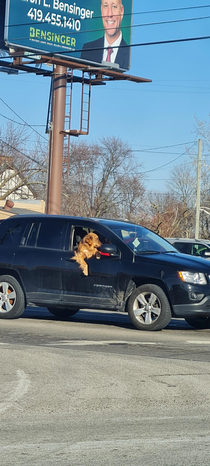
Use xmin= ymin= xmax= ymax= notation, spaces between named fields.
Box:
xmin=48 ymin=308 xmax=79 ymax=318
xmin=0 ymin=275 xmax=25 ymax=319
xmin=127 ymin=284 xmax=171 ymax=331
xmin=185 ymin=316 xmax=210 ymax=329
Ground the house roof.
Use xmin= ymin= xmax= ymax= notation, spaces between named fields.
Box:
xmin=0 ymin=199 xmax=45 ymax=220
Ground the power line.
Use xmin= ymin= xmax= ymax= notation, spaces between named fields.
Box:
xmin=133 ymin=5 xmax=210 ymax=16
xmin=132 ymin=142 xmax=196 ymax=149
xmin=6 ymin=4 xmax=210 ymax=28
xmin=136 ymin=151 xmax=209 ymax=156
xmin=142 ymin=142 xmax=197 ymax=174
xmin=149 ymin=161 xmax=197 ymax=178
xmin=131 ymin=141 xmax=196 ymax=153
xmin=37 ymin=35 xmax=210 ymax=57
xmin=130 ymin=89 xmax=210 ymax=94
xmin=6 ymin=13 xmax=210 ymax=36
xmin=0 ymin=113 xmax=45 ymax=127
xmin=134 ymin=151 xmax=196 ymax=155
xmin=0 ymin=137 xmax=47 ymax=167
xmin=2 ymin=34 xmax=210 ymax=61
xmin=0 ymin=97 xmax=48 ymax=142
xmin=125 ymin=83 xmax=210 ymax=90
xmin=2 ymin=30 xmax=210 ymax=61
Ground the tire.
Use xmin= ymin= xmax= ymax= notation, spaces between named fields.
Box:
xmin=48 ymin=308 xmax=79 ymax=318
xmin=185 ymin=316 xmax=210 ymax=329
xmin=0 ymin=275 xmax=25 ymax=319
xmin=127 ymin=284 xmax=172 ymax=331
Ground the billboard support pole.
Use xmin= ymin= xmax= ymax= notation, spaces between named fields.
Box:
xmin=46 ymin=64 xmax=67 ymax=215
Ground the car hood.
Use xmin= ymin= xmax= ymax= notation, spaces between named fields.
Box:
xmin=134 ymin=251 xmax=210 ymax=271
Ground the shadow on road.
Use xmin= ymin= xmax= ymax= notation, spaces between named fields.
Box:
xmin=20 ymin=307 xmax=194 ymax=332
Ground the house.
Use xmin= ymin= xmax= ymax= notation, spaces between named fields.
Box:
xmin=0 ymin=155 xmax=46 ymax=219
xmin=0 ymin=155 xmax=39 ymax=200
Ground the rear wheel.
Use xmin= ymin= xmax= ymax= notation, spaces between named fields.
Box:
xmin=127 ymin=284 xmax=171 ymax=331
xmin=48 ymin=308 xmax=79 ymax=318
xmin=0 ymin=275 xmax=25 ymax=319
xmin=185 ymin=316 xmax=210 ymax=329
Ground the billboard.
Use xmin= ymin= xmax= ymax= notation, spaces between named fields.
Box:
xmin=4 ymin=0 xmax=133 ymax=71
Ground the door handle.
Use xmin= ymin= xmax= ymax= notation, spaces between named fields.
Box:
xmin=65 ymin=258 xmax=75 ymax=262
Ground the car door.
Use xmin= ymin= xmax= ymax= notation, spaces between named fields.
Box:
xmin=61 ymin=222 xmax=124 ymax=310
xmin=13 ymin=217 xmax=68 ymax=305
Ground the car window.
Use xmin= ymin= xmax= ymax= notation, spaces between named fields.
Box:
xmin=72 ymin=226 xmax=89 ymax=250
xmin=22 ymin=219 xmax=66 ymax=250
xmin=25 ymin=222 xmax=40 ymax=247
xmin=0 ymin=219 xmax=27 ymax=247
xmin=111 ymin=226 xmax=176 ymax=254
xmin=70 ymin=225 xmax=109 ymax=252
xmin=173 ymin=242 xmax=189 ymax=254
xmin=192 ymin=243 xmax=209 ymax=257
xmin=36 ymin=220 xmax=66 ymax=250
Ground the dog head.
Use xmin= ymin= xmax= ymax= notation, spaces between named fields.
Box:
xmin=82 ymin=233 xmax=102 ymax=249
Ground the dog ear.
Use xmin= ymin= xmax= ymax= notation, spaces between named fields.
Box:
xmin=84 ymin=234 xmax=93 ymax=246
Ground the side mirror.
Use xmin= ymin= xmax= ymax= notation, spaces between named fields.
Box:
xmin=100 ymin=244 xmax=120 ymax=257
xmin=203 ymin=251 xmax=210 ymax=257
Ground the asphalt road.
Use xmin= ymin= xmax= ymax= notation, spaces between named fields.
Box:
xmin=0 ymin=307 xmax=210 ymax=465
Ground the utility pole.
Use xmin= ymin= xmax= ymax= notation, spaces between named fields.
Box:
xmin=46 ymin=65 xmax=67 ymax=215
xmin=195 ymin=139 xmax=202 ymax=239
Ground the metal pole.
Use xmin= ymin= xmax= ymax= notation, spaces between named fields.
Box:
xmin=45 ymin=121 xmax=53 ymax=214
xmin=195 ymin=139 xmax=202 ymax=239
xmin=45 ymin=78 xmax=53 ymax=214
xmin=47 ymin=65 xmax=67 ymax=215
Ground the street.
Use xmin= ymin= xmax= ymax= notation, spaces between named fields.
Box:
xmin=0 ymin=307 xmax=210 ymax=465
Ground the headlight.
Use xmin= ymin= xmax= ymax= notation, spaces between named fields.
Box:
xmin=178 ymin=271 xmax=207 ymax=285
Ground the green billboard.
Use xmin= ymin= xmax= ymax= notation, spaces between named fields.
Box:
xmin=4 ymin=0 xmax=133 ymax=70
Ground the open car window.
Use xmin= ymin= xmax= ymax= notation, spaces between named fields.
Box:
xmin=71 ymin=226 xmax=108 ymax=252
xmin=192 ymin=243 xmax=210 ymax=257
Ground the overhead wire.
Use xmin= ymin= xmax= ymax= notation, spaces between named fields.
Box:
xmin=132 ymin=5 xmax=210 ymax=16
xmin=61 ymin=35 xmax=210 ymax=56
xmin=0 ymin=113 xmax=45 ymax=127
xmin=0 ymin=113 xmax=202 ymax=158
xmin=0 ymin=97 xmax=48 ymax=142
xmin=131 ymin=141 xmax=196 ymax=152
xmin=141 ymin=142 xmax=197 ymax=174
xmin=5 ymin=13 xmax=210 ymax=36
xmin=5 ymin=3 xmax=210 ymax=27
xmin=1 ymin=4 xmax=210 ymax=61
xmin=149 ymin=159 xmax=202 ymax=180
xmin=2 ymin=34 xmax=210 ymax=61
xmin=0 ymin=137 xmax=47 ymax=167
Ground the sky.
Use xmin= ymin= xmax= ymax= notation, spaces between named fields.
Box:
xmin=0 ymin=0 xmax=210 ymax=193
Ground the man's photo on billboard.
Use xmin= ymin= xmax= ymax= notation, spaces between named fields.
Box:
xmin=81 ymin=0 xmax=130 ymax=70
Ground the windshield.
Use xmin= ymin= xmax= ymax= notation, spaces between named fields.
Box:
xmin=111 ymin=225 xmax=178 ymax=254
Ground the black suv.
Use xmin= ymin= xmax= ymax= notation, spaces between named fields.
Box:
xmin=1 ymin=215 xmax=210 ymax=331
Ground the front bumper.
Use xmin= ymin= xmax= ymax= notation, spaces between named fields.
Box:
xmin=173 ymin=295 xmax=210 ymax=317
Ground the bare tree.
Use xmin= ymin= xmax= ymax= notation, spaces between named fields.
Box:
xmin=62 ymin=137 xmax=145 ymax=220
xmin=141 ymin=192 xmax=194 ymax=238
xmin=167 ymin=164 xmax=196 ymax=207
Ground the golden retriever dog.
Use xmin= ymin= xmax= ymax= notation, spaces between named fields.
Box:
xmin=72 ymin=233 xmax=102 ymax=276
